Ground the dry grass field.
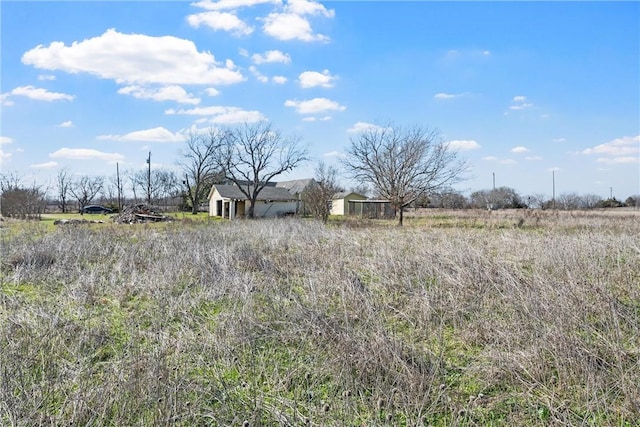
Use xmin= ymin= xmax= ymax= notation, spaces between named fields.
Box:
xmin=1 ymin=209 xmax=639 ymax=426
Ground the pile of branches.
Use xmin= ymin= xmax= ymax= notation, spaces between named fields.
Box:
xmin=112 ymin=204 xmax=173 ymax=224
xmin=54 ymin=219 xmax=105 ymax=225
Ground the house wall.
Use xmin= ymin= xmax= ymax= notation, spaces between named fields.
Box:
xmin=252 ymin=200 xmax=297 ymax=217
xmin=209 ymin=189 xmax=222 ymax=216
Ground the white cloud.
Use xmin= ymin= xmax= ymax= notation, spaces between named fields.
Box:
xmin=284 ymin=97 xmax=345 ymax=114
xmin=31 ymin=161 xmax=58 ymax=169
xmin=38 ymin=74 xmax=56 ymax=81
xmin=22 ymin=28 xmax=245 ymax=86
xmin=511 ymin=146 xmax=529 ymax=153
xmin=582 ymin=135 xmax=639 ymax=164
xmin=1 ymin=93 xmax=14 ymax=106
xmin=97 ymin=127 xmax=187 ymax=143
xmin=446 ymin=140 xmax=481 ymax=151
xmin=508 ymin=95 xmax=533 ymax=111
xmin=484 ymin=156 xmax=517 ymax=165
xmin=252 ymin=50 xmax=291 ymax=64
xmin=206 ymin=88 xmax=221 ymax=96
xmin=50 ymin=148 xmax=124 ymax=162
xmin=262 ymin=12 xmax=329 ymax=42
xmin=434 ymin=92 xmax=461 ymax=100
xmin=248 ymin=65 xmax=269 ymax=83
xmin=596 ymin=156 xmax=638 ymax=164
xmin=191 ymin=0 xmax=282 ymax=11
xmin=0 ymin=136 xmax=13 ymax=145
xmin=525 ymin=156 xmax=543 ymax=161
xmin=272 ymin=75 xmax=287 ymax=84
xmin=347 ymin=122 xmax=384 ymax=133
xmin=118 ymin=85 xmax=201 ymax=104
xmin=298 ymin=69 xmax=336 ymax=88
xmin=186 ymin=11 xmax=253 ymax=36
xmin=509 ymin=103 xmax=533 ymax=110
xmin=553 ymin=137 xmax=566 ymax=143
xmin=323 ymin=150 xmax=345 ymax=158
xmin=287 ymin=0 xmax=334 ymax=17
xmin=11 ymin=85 xmax=74 ymax=101
xmin=209 ymin=109 xmax=266 ymax=124
xmin=165 ymin=105 xmax=266 ymax=123
xmin=58 ymin=121 xmax=74 ymax=128
xmin=0 ymin=150 xmax=11 ymax=165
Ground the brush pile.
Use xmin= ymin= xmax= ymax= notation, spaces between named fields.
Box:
xmin=112 ymin=204 xmax=173 ymax=224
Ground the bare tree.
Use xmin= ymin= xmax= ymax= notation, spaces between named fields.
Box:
xmin=131 ymin=169 xmax=177 ymax=207
xmin=526 ymin=193 xmax=548 ymax=209
xmin=0 ymin=172 xmax=46 ymax=219
xmin=56 ymin=168 xmax=72 ymax=213
xmin=342 ymin=123 xmax=467 ymax=225
xmin=215 ymin=121 xmax=308 ymax=218
xmin=557 ymin=192 xmax=582 ymax=210
xmin=302 ymin=162 xmax=341 ymax=224
xmin=470 ymin=187 xmax=525 ymax=210
xmin=179 ymin=129 xmax=224 ymax=214
xmin=70 ymin=175 xmax=104 ymax=213
xmin=581 ymin=194 xmax=603 ymax=209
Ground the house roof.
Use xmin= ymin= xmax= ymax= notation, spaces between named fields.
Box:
xmin=213 ymin=184 xmax=298 ymax=201
xmin=333 ymin=191 xmax=367 ymax=200
xmin=275 ymin=178 xmax=315 ymax=195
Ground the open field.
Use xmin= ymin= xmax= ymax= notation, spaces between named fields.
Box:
xmin=1 ymin=210 xmax=639 ymax=426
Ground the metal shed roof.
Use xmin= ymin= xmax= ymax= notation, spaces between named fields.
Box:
xmin=213 ymin=184 xmax=298 ymax=201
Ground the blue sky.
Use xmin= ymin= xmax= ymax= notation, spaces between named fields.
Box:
xmin=1 ymin=0 xmax=639 ymax=200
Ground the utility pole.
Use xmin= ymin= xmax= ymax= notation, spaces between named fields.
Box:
xmin=492 ymin=172 xmax=496 ymax=191
xmin=116 ymin=162 xmax=122 ymax=212
xmin=552 ymin=170 xmax=556 ymax=210
xmin=146 ymin=151 xmax=151 ymax=205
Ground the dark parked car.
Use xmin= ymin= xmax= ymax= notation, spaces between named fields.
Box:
xmin=81 ymin=205 xmax=113 ymax=214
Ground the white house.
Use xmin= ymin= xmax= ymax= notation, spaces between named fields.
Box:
xmin=209 ymin=184 xmax=300 ymax=219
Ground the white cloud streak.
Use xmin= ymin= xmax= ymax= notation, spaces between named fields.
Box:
xmin=434 ymin=92 xmax=461 ymax=100
xmin=10 ymin=85 xmax=74 ymax=101
xmin=50 ymin=148 xmax=124 ymax=162
xmin=284 ymin=97 xmax=345 ymax=114
xmin=446 ymin=140 xmax=481 ymax=151
xmin=165 ymin=106 xmax=266 ymax=123
xmin=252 ymin=50 xmax=291 ymax=64
xmin=191 ymin=0 xmax=282 ymax=11
xmin=347 ymin=122 xmax=384 ymax=133
xmin=97 ymin=127 xmax=187 ymax=143
xmin=582 ymin=135 xmax=639 ymax=164
xmin=31 ymin=161 xmax=59 ymax=169
xmin=118 ymin=85 xmax=201 ymax=104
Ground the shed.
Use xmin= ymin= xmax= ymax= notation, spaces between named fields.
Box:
xmin=330 ymin=192 xmax=367 ymax=216
xmin=347 ymin=199 xmax=395 ymax=219
xmin=209 ymin=184 xmax=298 ymax=219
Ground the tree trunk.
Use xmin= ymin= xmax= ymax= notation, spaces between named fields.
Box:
xmin=398 ymin=206 xmax=404 ymax=226
xmin=247 ymin=196 xmax=256 ymax=218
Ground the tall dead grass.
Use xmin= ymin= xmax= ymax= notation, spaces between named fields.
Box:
xmin=1 ymin=216 xmax=638 ymax=425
